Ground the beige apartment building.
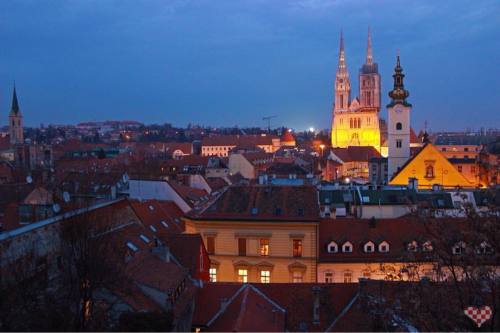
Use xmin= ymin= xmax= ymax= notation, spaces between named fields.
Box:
xmin=184 ymin=185 xmax=319 ymax=283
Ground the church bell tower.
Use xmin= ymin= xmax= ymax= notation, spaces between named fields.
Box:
xmin=9 ymin=85 xmax=24 ymax=146
xmin=387 ymin=55 xmax=411 ymax=179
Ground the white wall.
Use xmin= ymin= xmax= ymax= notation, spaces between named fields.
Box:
xmin=128 ymin=180 xmax=191 ymax=213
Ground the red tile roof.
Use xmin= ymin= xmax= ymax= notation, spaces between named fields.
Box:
xmin=202 ymin=135 xmax=277 ymax=147
xmin=331 ymin=146 xmax=381 ymax=163
xmin=194 ymin=185 xmax=319 ymax=221
xmin=193 ymin=283 xmax=359 ymax=332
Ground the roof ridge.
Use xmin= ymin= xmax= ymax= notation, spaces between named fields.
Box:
xmin=248 ymin=284 xmax=287 ymax=313
xmin=324 ymin=292 xmax=360 ymax=332
xmin=206 ymin=284 xmax=248 ymax=327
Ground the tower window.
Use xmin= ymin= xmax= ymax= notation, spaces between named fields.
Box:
xmin=396 ymin=122 xmax=402 ymax=130
xmin=350 ymin=118 xmax=353 ymax=128
xmin=396 ymin=139 xmax=402 ymax=148
xmin=425 ymin=165 xmax=435 ymax=178
xmin=340 ymin=95 xmax=344 ymax=109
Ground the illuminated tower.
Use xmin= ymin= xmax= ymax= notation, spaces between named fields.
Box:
xmin=359 ymin=27 xmax=381 ymax=109
xmin=8 ymin=85 xmax=24 ymax=145
xmin=387 ymin=54 xmax=411 ymax=179
xmin=333 ymin=31 xmax=351 ymax=113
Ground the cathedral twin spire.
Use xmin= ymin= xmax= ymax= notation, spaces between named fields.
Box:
xmin=336 ymin=28 xmax=374 ymax=74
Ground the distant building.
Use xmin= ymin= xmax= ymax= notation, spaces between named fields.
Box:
xmin=8 ymin=86 xmax=23 ymax=146
xmin=201 ymin=135 xmax=280 ymax=157
xmin=368 ymin=157 xmax=388 ymax=185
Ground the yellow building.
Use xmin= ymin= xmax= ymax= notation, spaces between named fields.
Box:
xmin=330 ymin=29 xmax=382 ymax=152
xmin=389 ymin=143 xmax=476 ymax=189
xmin=184 ymin=185 xmax=319 ymax=283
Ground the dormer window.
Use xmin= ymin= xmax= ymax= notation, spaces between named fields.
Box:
xmin=149 ymin=225 xmax=157 ymax=233
xmin=422 ymin=241 xmax=433 ymax=252
xmin=364 ymin=241 xmax=375 ymax=253
xmin=378 ymin=241 xmax=390 ymax=253
xmin=149 ymin=205 xmax=155 ymax=211
xmin=477 ymin=241 xmax=493 ymax=255
xmin=452 ymin=241 xmax=466 ymax=255
xmin=342 ymin=242 xmax=353 ymax=253
xmin=161 ymin=220 xmax=169 ymax=228
xmin=127 ymin=242 xmax=139 ymax=252
xmin=327 ymin=241 xmax=338 ymax=253
xmin=407 ymin=240 xmax=418 ymax=252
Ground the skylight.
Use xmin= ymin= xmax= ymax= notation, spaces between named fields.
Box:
xmin=149 ymin=225 xmax=157 ymax=233
xmin=161 ymin=221 xmax=169 ymax=228
xmin=140 ymin=234 xmax=151 ymax=243
xmin=127 ymin=242 xmax=139 ymax=252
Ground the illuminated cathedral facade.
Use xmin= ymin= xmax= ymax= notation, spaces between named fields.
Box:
xmin=330 ymin=29 xmax=382 ymax=152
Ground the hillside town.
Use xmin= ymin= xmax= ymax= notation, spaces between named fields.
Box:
xmin=1 ymin=4 xmax=500 ymax=331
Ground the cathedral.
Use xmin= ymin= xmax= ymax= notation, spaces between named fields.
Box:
xmin=330 ymin=29 xmax=383 ymax=153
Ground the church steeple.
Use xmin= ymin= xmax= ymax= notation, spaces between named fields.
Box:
xmin=333 ymin=30 xmax=350 ymax=113
xmin=337 ymin=30 xmax=347 ymax=73
xmin=366 ymin=27 xmax=373 ymax=65
xmin=8 ymin=84 xmax=24 ymax=145
xmin=388 ymin=54 xmax=411 ymax=107
xmin=10 ymin=85 xmax=20 ymax=114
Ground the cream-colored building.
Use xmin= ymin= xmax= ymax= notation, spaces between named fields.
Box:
xmin=184 ymin=185 xmax=319 ymax=283
xmin=201 ymin=135 xmax=280 ymax=157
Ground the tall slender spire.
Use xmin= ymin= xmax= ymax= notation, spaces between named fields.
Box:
xmin=11 ymin=84 xmax=20 ymax=114
xmin=337 ymin=30 xmax=347 ymax=72
xmin=366 ymin=27 xmax=373 ymax=65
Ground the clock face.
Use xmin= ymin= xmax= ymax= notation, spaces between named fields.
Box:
xmin=395 ymin=106 xmax=402 ymax=113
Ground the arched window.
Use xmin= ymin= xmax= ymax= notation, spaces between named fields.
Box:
xmin=340 ymin=95 xmax=344 ymax=109
xmin=378 ymin=241 xmax=390 ymax=253
xmin=452 ymin=241 xmax=466 ymax=255
xmin=357 ymin=118 xmax=361 ymax=128
xmin=396 ymin=122 xmax=402 ymax=130
xmin=327 ymin=241 xmax=338 ymax=253
xmin=425 ymin=165 xmax=434 ymax=178
xmin=349 ymin=118 xmax=353 ymax=128
xmin=407 ymin=240 xmax=418 ymax=252
xmin=422 ymin=241 xmax=433 ymax=252
xmin=342 ymin=241 xmax=353 ymax=253
xmin=364 ymin=241 xmax=375 ymax=253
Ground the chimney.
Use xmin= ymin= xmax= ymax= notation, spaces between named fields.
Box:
xmin=312 ymin=286 xmax=321 ymax=325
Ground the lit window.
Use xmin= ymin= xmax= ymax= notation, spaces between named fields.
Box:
xmin=292 ymin=271 xmax=303 ymax=283
xmin=343 ymin=272 xmax=352 ymax=283
xmin=209 ymin=268 xmax=217 ymax=282
xmin=324 ymin=272 xmax=333 ymax=283
xmin=293 ymin=239 xmax=303 ymax=257
xmin=327 ymin=241 xmax=338 ymax=253
xmin=238 ymin=269 xmax=248 ymax=283
xmin=342 ymin=242 xmax=353 ymax=253
xmin=260 ymin=270 xmax=270 ymax=283
xmin=260 ymin=239 xmax=269 ymax=256
xmin=362 ymin=271 xmax=371 ymax=279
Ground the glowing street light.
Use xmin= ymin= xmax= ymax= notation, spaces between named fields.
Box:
xmin=309 ymin=127 xmax=315 ymax=132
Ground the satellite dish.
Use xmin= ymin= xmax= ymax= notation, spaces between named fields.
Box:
xmin=26 ymin=175 xmax=33 ymax=184
xmin=52 ymin=203 xmax=61 ymax=213
xmin=63 ymin=191 xmax=71 ymax=203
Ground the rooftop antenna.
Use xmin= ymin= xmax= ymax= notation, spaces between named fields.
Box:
xmin=262 ymin=115 xmax=277 ymax=133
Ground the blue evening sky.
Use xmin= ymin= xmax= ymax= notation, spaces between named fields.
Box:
xmin=0 ymin=0 xmax=499 ymax=131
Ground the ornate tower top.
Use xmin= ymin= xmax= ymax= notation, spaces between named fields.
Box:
xmin=366 ymin=26 xmax=373 ymax=65
xmin=387 ymin=54 xmax=411 ymax=107
xmin=337 ymin=30 xmax=348 ymax=74
xmin=10 ymin=85 xmax=20 ymax=114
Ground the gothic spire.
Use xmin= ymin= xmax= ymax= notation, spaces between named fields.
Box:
xmin=337 ymin=30 xmax=347 ymax=72
xmin=366 ymin=26 xmax=373 ymax=65
xmin=387 ymin=54 xmax=411 ymax=107
xmin=11 ymin=85 xmax=20 ymax=114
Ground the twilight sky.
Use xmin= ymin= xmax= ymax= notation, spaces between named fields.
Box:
xmin=0 ymin=0 xmax=499 ymax=131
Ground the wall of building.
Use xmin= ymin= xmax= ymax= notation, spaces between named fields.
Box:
xmin=228 ymin=154 xmax=255 ymax=179
xmin=128 ymin=180 xmax=192 ymax=213
xmin=184 ymin=219 xmax=318 ymax=283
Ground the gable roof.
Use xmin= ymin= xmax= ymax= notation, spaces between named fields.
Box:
xmin=389 ymin=143 xmax=474 ymax=188
xmin=331 ymin=146 xmax=381 ymax=163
